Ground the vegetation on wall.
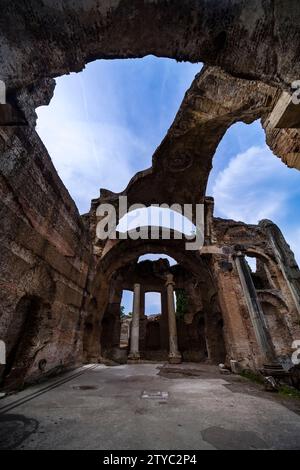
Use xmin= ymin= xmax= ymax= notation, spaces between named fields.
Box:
xmin=175 ymin=289 xmax=188 ymax=319
xmin=120 ymin=306 xmax=126 ymax=318
xmin=120 ymin=306 xmax=132 ymax=319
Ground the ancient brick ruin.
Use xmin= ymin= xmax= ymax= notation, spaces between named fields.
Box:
xmin=1 ymin=1 xmax=300 ymax=391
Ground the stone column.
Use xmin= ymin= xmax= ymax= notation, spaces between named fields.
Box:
xmin=160 ymin=290 xmax=169 ymax=351
xmin=128 ymin=283 xmax=141 ymax=361
xmin=138 ymin=287 xmax=147 ymax=352
xmin=165 ymin=274 xmax=182 ymax=364
xmin=235 ymin=254 xmax=275 ymax=363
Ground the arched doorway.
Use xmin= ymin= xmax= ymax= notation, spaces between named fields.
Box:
xmin=88 ymin=238 xmax=227 ymax=364
xmin=2 ymin=295 xmax=52 ymax=390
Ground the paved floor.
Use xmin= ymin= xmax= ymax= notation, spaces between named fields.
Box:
xmin=0 ymin=363 xmax=300 ymax=450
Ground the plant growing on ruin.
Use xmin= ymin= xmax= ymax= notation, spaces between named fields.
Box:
xmin=175 ymin=289 xmax=188 ymax=319
xmin=120 ymin=306 xmax=126 ymax=318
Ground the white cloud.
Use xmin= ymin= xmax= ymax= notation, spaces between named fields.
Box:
xmin=212 ymin=145 xmax=298 ymax=223
xmin=36 ymin=58 xmax=199 ymax=215
xmin=36 ymin=111 xmax=151 ymax=214
xmin=36 ymin=60 xmax=300 ymax=270
xmin=212 ymin=145 xmax=300 ymax=265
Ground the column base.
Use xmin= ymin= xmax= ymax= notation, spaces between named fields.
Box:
xmin=128 ymin=352 xmax=140 ymax=363
xmin=168 ymin=353 xmax=182 ymax=364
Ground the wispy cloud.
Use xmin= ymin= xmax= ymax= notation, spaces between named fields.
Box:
xmin=36 ymin=58 xmax=300 ymax=269
xmin=36 ymin=57 xmax=199 ymax=214
xmin=37 ymin=115 xmax=148 ymax=213
xmin=212 ymin=145 xmax=300 ymax=263
xmin=213 ymin=146 xmax=287 ymax=222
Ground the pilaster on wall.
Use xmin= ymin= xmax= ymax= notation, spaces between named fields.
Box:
xmin=234 ymin=254 xmax=275 ymax=365
xmin=204 ymin=197 xmax=216 ymax=245
xmin=210 ymin=255 xmax=260 ymax=369
xmin=260 ymin=220 xmax=300 ymax=318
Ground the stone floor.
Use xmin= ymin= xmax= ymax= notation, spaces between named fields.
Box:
xmin=1 ymin=363 xmax=300 ymax=450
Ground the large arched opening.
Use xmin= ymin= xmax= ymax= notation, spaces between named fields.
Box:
xmin=1 ymin=2 xmax=300 ymax=389
xmin=2 ymin=295 xmax=52 ymax=390
xmin=84 ymin=232 xmax=226 ymax=364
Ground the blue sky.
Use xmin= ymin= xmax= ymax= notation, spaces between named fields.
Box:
xmin=36 ymin=56 xmax=300 ymax=314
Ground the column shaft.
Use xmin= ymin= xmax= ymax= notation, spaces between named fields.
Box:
xmin=166 ymin=274 xmax=182 ymax=364
xmin=129 ymin=283 xmax=141 ymax=360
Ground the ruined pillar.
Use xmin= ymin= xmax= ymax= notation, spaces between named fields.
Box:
xmin=138 ymin=287 xmax=147 ymax=352
xmin=235 ymin=254 xmax=275 ymax=364
xmin=128 ymin=283 xmax=141 ymax=361
xmin=165 ymin=274 xmax=182 ymax=364
xmin=160 ymin=290 xmax=169 ymax=350
xmin=204 ymin=197 xmax=216 ymax=244
xmin=260 ymin=219 xmax=300 ymax=317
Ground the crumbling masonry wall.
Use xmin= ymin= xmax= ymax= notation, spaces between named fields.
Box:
xmin=1 ymin=1 xmax=300 ymax=387
xmin=208 ymin=217 xmax=300 ymax=369
xmin=0 ymin=84 xmax=93 ymax=389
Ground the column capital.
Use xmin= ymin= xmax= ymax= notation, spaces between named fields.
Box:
xmin=165 ymin=273 xmax=175 ymax=287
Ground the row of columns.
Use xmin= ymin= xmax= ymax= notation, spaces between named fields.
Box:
xmin=109 ymin=233 xmax=289 ymax=367
xmin=128 ymin=275 xmax=182 ymax=363
xmin=129 ymin=253 xmax=276 ymax=365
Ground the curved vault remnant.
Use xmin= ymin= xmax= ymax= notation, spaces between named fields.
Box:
xmin=1 ymin=1 xmax=300 ymax=389
xmin=89 ymin=65 xmax=298 ymax=235
xmin=84 ymin=213 xmax=300 ymax=370
xmin=1 ymin=0 xmax=300 ymax=91
xmin=90 ymin=66 xmax=278 ymax=215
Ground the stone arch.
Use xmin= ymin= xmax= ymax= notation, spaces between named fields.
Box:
xmin=96 ymin=237 xmax=218 ymax=324
xmin=1 ymin=1 xmax=300 ymax=380
xmin=244 ymin=247 xmax=299 ymax=314
xmin=2 ymin=295 xmax=53 ymax=390
xmin=244 ymin=249 xmax=281 ymax=290
xmin=87 ymin=236 xmax=225 ymax=363
xmin=0 ymin=2 xmax=299 ymax=393
xmin=89 ymin=66 xmax=283 ymax=232
xmin=258 ymin=291 xmax=293 ymax=358
xmin=99 ymin=236 xmax=212 ymax=281
xmin=1 ymin=264 xmax=55 ymax=389
xmin=2 ymin=1 xmax=300 ymax=92
xmin=17 ymin=264 xmax=56 ymax=302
